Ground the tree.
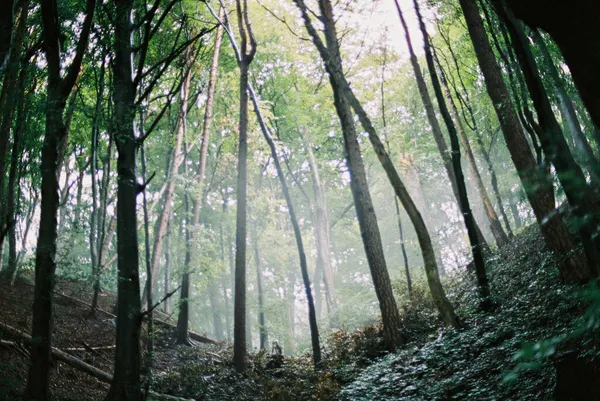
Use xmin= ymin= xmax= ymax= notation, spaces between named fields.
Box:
xmin=293 ymin=0 xmax=406 ymax=347
xmin=494 ymin=2 xmax=600 ymax=275
xmin=413 ymin=0 xmax=491 ymax=306
xmin=293 ymin=0 xmax=460 ymax=331
xmin=393 ymin=0 xmax=490 ymax=247
xmin=177 ymin=7 xmax=224 ymax=344
xmin=25 ymin=0 xmax=95 ymax=398
xmin=232 ymin=0 xmax=256 ymax=374
xmin=458 ymin=0 xmax=592 ymax=283
xmin=502 ymin=0 xmax=600 ymax=128
xmin=106 ymin=0 xmax=141 ymax=398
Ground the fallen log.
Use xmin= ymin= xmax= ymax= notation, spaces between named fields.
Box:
xmin=0 ymin=321 xmax=196 ymax=401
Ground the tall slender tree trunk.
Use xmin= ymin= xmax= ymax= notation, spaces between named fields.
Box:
xmin=0 ymin=0 xmax=28 ymax=248
xmin=435 ymin=49 xmax=508 ymax=246
xmin=145 ymin=54 xmax=194 ymax=304
xmin=302 ymin=131 xmax=336 ymax=317
xmin=295 ymin=0 xmax=460 ymax=332
xmin=90 ymin=60 xmax=106 ymax=313
xmin=106 ymin=0 xmax=142 ymax=398
xmin=163 ymin=215 xmax=172 ymax=315
xmin=177 ymin=7 xmax=224 ymax=344
xmin=414 ymin=0 xmax=491 ymax=305
xmin=293 ymin=0 xmax=409 ymax=346
xmin=379 ymin=44 xmax=412 ymax=296
xmin=228 ymin=0 xmax=256 ymax=373
xmin=458 ymin=0 xmax=591 ymax=283
xmin=439 ymin=27 xmax=514 ymax=238
xmin=4 ymin=35 xmax=29 ymax=282
xmin=395 ymin=0 xmax=489 ymax=248
xmin=284 ymin=266 xmax=296 ymax=356
xmin=253 ymin=238 xmax=267 ymax=350
xmin=496 ymin=3 xmax=600 ymax=276
xmin=26 ymin=0 xmax=95 ymax=398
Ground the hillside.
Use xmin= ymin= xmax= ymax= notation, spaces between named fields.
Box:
xmin=1 ymin=224 xmax=598 ymax=400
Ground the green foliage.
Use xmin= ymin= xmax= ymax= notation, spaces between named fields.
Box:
xmin=339 ymin=225 xmax=593 ymax=400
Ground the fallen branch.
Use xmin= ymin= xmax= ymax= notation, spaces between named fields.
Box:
xmin=0 ymin=322 xmax=195 ymax=401
xmin=64 ymin=344 xmax=116 ymax=352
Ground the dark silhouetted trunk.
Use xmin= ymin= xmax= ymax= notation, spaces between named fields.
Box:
xmin=435 ymin=46 xmax=509 ymax=247
xmin=0 ymin=0 xmax=28 ymax=248
xmin=459 ymin=0 xmax=591 ymax=283
xmin=530 ymin=29 xmax=600 ymax=184
xmin=163 ymin=216 xmax=172 ymax=315
xmin=106 ymin=0 xmax=142 ymax=399
xmin=503 ymin=0 xmax=600 ymax=129
xmin=497 ymin=3 xmax=600 ymax=276
xmin=230 ymin=0 xmax=256 ymax=373
xmin=414 ymin=0 xmax=491 ymax=305
xmin=395 ymin=0 xmax=489 ymax=248
xmin=26 ymin=0 xmax=95 ymax=398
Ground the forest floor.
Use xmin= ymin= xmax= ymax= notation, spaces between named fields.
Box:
xmin=1 ymin=224 xmax=599 ymax=400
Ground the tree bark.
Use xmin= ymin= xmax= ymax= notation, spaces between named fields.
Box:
xmin=414 ymin=0 xmax=491 ymax=305
xmin=435 ymin=48 xmax=509 ymax=247
xmin=230 ymin=0 xmax=256 ymax=373
xmin=530 ymin=29 xmax=600 ymax=184
xmin=106 ymin=0 xmax=142 ymax=398
xmin=26 ymin=0 xmax=95 ymax=398
xmin=503 ymin=0 xmax=600 ymax=129
xmin=496 ymin=3 xmax=600 ymax=277
xmin=293 ymin=0 xmax=409 ymax=346
xmin=177 ymin=8 xmax=224 ymax=345
xmin=458 ymin=0 xmax=590 ymax=283
xmin=395 ymin=0 xmax=489 ymax=247
xmin=4 ymin=31 xmax=29 ymax=282
xmin=0 ymin=0 xmax=28 ymax=248
xmin=253 ymin=238 xmax=267 ymax=350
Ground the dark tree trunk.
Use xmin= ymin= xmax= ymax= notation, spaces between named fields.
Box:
xmin=496 ymin=3 xmax=600 ymax=277
xmin=414 ymin=0 xmax=492 ymax=305
xmin=434 ymin=47 xmax=509 ymax=246
xmin=458 ymin=0 xmax=590 ymax=283
xmin=0 ymin=0 xmax=28 ymax=248
xmin=395 ymin=0 xmax=490 ymax=248
xmin=503 ymin=0 xmax=600 ymax=129
xmin=106 ymin=0 xmax=142 ymax=399
xmin=4 ymin=30 xmax=29 ymax=282
xmin=26 ymin=0 xmax=95 ymax=398
xmin=530 ymin=29 xmax=600 ymax=184
xmin=231 ymin=0 xmax=256 ymax=373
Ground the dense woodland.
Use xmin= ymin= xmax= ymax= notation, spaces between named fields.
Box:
xmin=0 ymin=0 xmax=599 ymax=400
